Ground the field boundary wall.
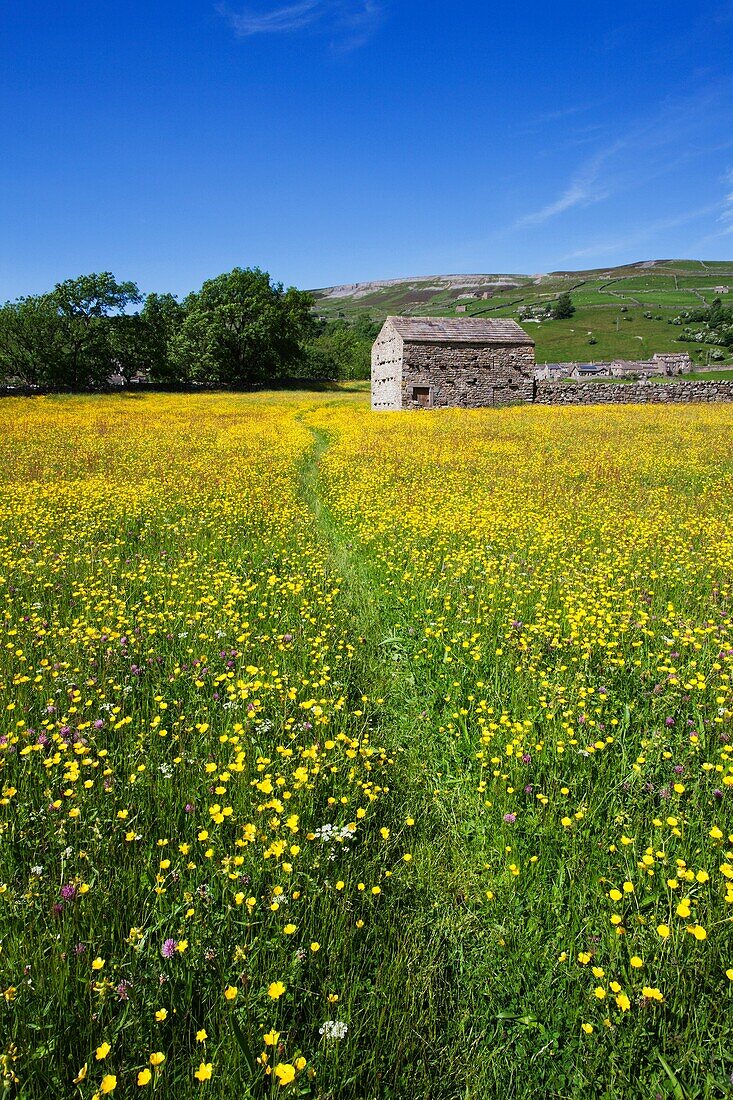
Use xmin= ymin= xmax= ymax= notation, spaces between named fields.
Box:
xmin=533 ymin=380 xmax=733 ymax=405
xmin=0 ymin=377 xmax=341 ymax=398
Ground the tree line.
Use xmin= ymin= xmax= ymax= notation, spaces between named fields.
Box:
xmin=0 ymin=269 xmax=377 ymax=390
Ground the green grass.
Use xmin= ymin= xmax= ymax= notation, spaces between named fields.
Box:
xmin=684 ymin=369 xmax=733 ymax=380
xmin=529 ymin=308 xmax=704 ymax=364
xmin=313 ymin=261 xmax=733 ymax=366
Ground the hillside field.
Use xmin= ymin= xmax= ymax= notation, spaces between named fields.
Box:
xmin=312 ymin=260 xmax=733 ymax=366
xmin=1 ymin=392 xmax=733 ymax=1099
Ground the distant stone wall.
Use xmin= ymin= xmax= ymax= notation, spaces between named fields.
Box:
xmin=402 ymin=342 xmax=535 ymax=408
xmin=535 ymin=380 xmax=733 ymax=405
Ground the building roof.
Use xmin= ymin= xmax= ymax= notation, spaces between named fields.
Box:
xmin=611 ymin=361 xmax=661 ymax=372
xmin=386 ymin=316 xmax=534 ymax=345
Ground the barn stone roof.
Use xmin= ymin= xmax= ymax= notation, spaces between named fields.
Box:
xmin=386 ymin=316 xmax=534 ymax=345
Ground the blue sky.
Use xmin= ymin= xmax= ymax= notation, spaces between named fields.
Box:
xmin=2 ymin=0 xmax=732 ymax=300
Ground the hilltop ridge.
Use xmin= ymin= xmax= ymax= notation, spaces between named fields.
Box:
xmin=311 ymin=259 xmax=733 ymax=365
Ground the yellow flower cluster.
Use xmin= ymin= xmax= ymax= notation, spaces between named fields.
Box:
xmin=1 ymin=393 xmax=732 ymax=1095
xmin=0 ymin=395 xmax=401 ymax=1093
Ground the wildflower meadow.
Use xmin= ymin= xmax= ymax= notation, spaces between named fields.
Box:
xmin=1 ymin=390 xmax=732 ymax=1099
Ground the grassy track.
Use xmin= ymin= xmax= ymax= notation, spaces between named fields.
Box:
xmin=296 ymin=414 xmax=466 ymax=1098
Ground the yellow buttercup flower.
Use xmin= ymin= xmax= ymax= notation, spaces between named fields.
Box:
xmin=274 ymin=1063 xmax=296 ymax=1085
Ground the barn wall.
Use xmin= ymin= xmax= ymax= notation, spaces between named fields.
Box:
xmin=401 ymin=342 xmax=535 ymax=408
xmin=371 ymin=325 xmax=403 ymax=410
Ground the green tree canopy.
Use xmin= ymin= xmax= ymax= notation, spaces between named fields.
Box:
xmin=172 ymin=268 xmax=314 ymax=385
xmin=552 ymin=292 xmax=575 ymax=320
xmin=139 ymin=293 xmax=186 ymax=382
xmin=49 ymin=272 xmax=142 ymax=387
xmin=0 ymin=294 xmax=64 ymax=387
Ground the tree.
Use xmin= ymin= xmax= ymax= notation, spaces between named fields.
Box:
xmin=0 ymin=294 xmax=65 ymax=387
xmin=709 ymin=297 xmax=726 ymax=327
xmin=108 ymin=313 xmax=150 ymax=384
xmin=552 ymin=292 xmax=575 ymax=320
xmin=172 ymin=268 xmax=314 ymax=385
xmin=49 ymin=272 xmax=142 ymax=388
xmin=300 ymin=312 xmax=378 ymax=381
xmin=305 ymin=326 xmax=369 ymax=380
xmin=352 ymin=311 xmax=381 ymax=342
xmin=139 ymin=293 xmax=186 ymax=382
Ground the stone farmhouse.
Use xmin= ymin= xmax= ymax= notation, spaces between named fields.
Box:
xmin=371 ymin=316 xmax=535 ymax=411
xmin=610 ymin=352 xmax=691 ymax=377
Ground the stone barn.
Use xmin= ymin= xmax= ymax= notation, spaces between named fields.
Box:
xmin=371 ymin=316 xmax=535 ymax=411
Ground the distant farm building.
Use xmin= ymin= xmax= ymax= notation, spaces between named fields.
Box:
xmin=534 ymin=363 xmax=570 ymax=382
xmin=564 ymin=353 xmax=691 ymax=381
xmin=572 ymin=363 xmax=610 ymax=380
xmin=371 ymin=316 xmax=535 ymax=411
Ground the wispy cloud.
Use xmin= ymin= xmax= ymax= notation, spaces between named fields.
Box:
xmin=515 ymin=83 xmax=733 ymax=234
xmin=219 ymin=0 xmax=384 ymax=49
xmin=221 ymin=1 xmax=322 ymax=36
xmin=563 ymin=203 xmax=721 ymax=261
xmin=334 ymin=0 xmax=382 ymax=50
xmin=517 ymin=143 xmax=624 ymax=228
xmin=721 ymin=168 xmax=733 ymax=228
xmin=709 ymin=168 xmax=733 ymax=238
xmin=519 ymin=99 xmax=608 ymax=136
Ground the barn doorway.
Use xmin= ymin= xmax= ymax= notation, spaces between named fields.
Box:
xmin=412 ymin=386 xmax=431 ymax=407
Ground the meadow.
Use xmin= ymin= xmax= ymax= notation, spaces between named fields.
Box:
xmin=1 ymin=391 xmax=732 ymax=1099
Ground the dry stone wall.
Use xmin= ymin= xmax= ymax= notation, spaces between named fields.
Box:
xmin=402 ymin=342 xmax=535 ymax=408
xmin=535 ymin=380 xmax=733 ymax=405
xmin=371 ymin=327 xmax=403 ymax=410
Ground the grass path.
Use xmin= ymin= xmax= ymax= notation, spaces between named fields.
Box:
xmin=295 ymin=412 xmax=489 ymax=1098
xmin=296 ymin=418 xmax=385 ymax=666
xmin=293 ymin=412 xmax=592 ymax=1099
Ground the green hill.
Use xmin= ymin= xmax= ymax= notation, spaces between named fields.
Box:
xmin=311 ymin=260 xmax=733 ymax=366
